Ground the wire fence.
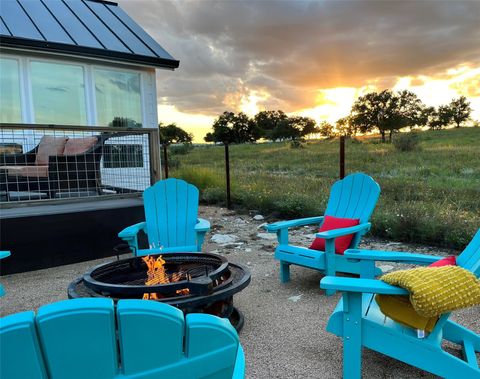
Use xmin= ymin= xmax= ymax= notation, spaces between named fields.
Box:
xmin=0 ymin=124 xmax=161 ymax=205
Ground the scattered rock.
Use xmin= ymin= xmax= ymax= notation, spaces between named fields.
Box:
xmin=224 ymin=242 xmax=244 ymax=249
xmin=379 ymin=264 xmax=394 ymax=273
xmin=256 ymin=233 xmax=277 ymax=240
xmin=253 ymin=215 xmax=264 ymax=221
xmin=210 ymin=234 xmax=237 ymax=244
xmin=257 ymin=222 xmax=268 ymax=230
xmin=245 ymin=248 xmax=252 ymax=253
xmin=234 ymin=218 xmax=248 ymax=224
xmin=288 ymin=294 xmax=303 ymax=302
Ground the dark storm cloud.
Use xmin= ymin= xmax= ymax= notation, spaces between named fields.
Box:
xmin=119 ymin=0 xmax=480 ymax=115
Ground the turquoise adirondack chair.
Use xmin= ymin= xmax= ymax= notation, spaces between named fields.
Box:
xmin=0 ymin=251 xmax=11 ymax=297
xmin=320 ymin=229 xmax=480 ymax=378
xmin=119 ymin=179 xmax=210 ymax=256
xmin=265 ymin=173 xmax=381 ymax=295
xmin=0 ymin=298 xmax=245 ymax=379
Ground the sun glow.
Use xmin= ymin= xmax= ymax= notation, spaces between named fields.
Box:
xmin=298 ymin=87 xmax=369 ymax=124
xmin=157 ymin=64 xmax=480 ymax=143
xmin=239 ymin=90 xmax=270 ymax=117
xmin=157 ymin=104 xmax=215 ymax=143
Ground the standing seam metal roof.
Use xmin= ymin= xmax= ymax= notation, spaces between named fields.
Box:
xmin=0 ymin=0 xmax=179 ymax=69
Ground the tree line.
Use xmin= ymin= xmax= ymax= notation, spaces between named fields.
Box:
xmin=204 ymin=111 xmax=318 ymax=145
xmin=202 ymin=91 xmax=474 ymax=144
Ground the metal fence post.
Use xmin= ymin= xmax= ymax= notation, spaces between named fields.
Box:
xmin=340 ymin=136 xmax=345 ymax=179
xmin=225 ymin=143 xmax=232 ymax=209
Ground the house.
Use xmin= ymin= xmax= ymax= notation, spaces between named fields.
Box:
xmin=0 ymin=0 xmax=178 ymax=273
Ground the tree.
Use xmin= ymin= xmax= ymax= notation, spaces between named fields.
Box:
xmin=158 ymin=123 xmax=193 ymax=178
xmin=267 ymin=116 xmax=318 ymax=142
xmin=204 ymin=111 xmax=260 ymax=144
xmin=350 ymin=90 xmax=424 ymax=142
xmin=396 ymin=90 xmax=424 ymax=130
xmin=254 ymin=110 xmax=288 ymax=139
xmin=449 ymin=96 xmax=472 ymax=128
xmin=159 ymin=123 xmax=193 ymax=145
xmin=289 ymin=116 xmax=319 ymax=139
xmin=335 ymin=116 xmax=356 ymax=137
xmin=109 ymin=117 xmax=141 ymax=128
xmin=318 ymin=121 xmax=335 ymax=138
xmin=232 ymin=112 xmax=262 ymax=143
xmin=437 ymin=105 xmax=455 ymax=128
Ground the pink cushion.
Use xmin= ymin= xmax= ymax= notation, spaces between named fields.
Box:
xmin=309 ymin=215 xmax=360 ymax=254
xmin=1 ymin=165 xmax=49 ymax=178
xmin=35 ymin=136 xmax=67 ymax=165
xmin=64 ymin=137 xmax=98 ymax=155
xmin=429 ymin=256 xmax=456 ymax=267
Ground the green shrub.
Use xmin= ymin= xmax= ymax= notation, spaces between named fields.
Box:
xmin=173 ymin=167 xmax=223 ymax=189
xmin=290 ymin=140 xmax=304 ymax=149
xmin=202 ymin=187 xmax=226 ymax=205
xmin=393 ymin=132 xmax=420 ymax=152
xmin=166 ymin=155 xmax=180 ymax=169
xmin=170 ymin=143 xmax=193 ymax=155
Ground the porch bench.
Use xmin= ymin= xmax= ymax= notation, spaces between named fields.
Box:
xmin=0 ymin=298 xmax=245 ymax=379
xmin=0 ymin=135 xmax=106 ymax=199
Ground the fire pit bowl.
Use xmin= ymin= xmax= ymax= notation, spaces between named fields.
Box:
xmin=68 ymin=252 xmax=251 ymax=331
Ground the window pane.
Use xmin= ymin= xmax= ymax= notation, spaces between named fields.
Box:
xmin=0 ymin=58 xmax=22 ymax=123
xmin=31 ymin=61 xmax=87 ymax=125
xmin=94 ymin=68 xmax=142 ymax=127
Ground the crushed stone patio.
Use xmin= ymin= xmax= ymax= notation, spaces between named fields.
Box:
xmin=1 ymin=205 xmax=478 ymax=378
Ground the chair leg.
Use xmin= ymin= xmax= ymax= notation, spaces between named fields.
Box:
xmin=279 ymin=261 xmax=290 ymax=283
xmin=343 ymin=292 xmax=363 ymax=379
xmin=324 ymin=240 xmax=336 ymax=296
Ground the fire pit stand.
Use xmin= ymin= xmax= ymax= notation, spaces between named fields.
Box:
xmin=68 ymin=252 xmax=251 ymax=331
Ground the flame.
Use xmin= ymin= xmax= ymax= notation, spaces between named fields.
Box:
xmin=142 ymin=255 xmax=189 ymax=300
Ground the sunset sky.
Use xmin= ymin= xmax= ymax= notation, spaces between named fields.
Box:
xmin=119 ymin=0 xmax=480 ymax=142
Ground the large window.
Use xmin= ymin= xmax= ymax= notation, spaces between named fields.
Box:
xmin=0 ymin=58 xmax=22 ymax=123
xmin=31 ymin=61 xmax=87 ymax=125
xmin=0 ymin=54 xmax=150 ymax=127
xmin=94 ymin=68 xmax=142 ymax=127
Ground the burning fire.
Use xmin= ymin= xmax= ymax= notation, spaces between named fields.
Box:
xmin=142 ymin=255 xmax=189 ymax=300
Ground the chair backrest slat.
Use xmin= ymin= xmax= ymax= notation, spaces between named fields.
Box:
xmin=36 ymin=298 xmax=118 ymax=379
xmin=185 ymin=314 xmax=240 ymax=377
xmin=143 ymin=185 xmax=161 ymax=248
xmin=457 ymin=229 xmax=480 ymax=276
xmin=117 ymin=300 xmax=184 ymax=375
xmin=0 ymin=311 xmax=48 ymax=379
xmin=143 ymin=179 xmax=199 ymax=249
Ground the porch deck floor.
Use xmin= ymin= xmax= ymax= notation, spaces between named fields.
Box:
xmin=1 ymin=206 xmax=478 ymax=378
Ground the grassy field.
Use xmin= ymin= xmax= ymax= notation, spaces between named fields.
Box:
xmin=171 ymin=128 xmax=480 ymax=250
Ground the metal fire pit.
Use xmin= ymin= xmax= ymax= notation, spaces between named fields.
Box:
xmin=68 ymin=252 xmax=251 ymax=331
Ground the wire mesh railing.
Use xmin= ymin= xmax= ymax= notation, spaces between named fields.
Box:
xmin=0 ymin=124 xmax=161 ymax=205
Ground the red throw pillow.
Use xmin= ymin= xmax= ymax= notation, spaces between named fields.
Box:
xmin=429 ymin=256 xmax=456 ymax=267
xmin=309 ymin=215 xmax=360 ymax=255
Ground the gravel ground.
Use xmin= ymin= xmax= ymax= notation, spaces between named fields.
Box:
xmin=1 ymin=205 xmax=479 ymax=378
